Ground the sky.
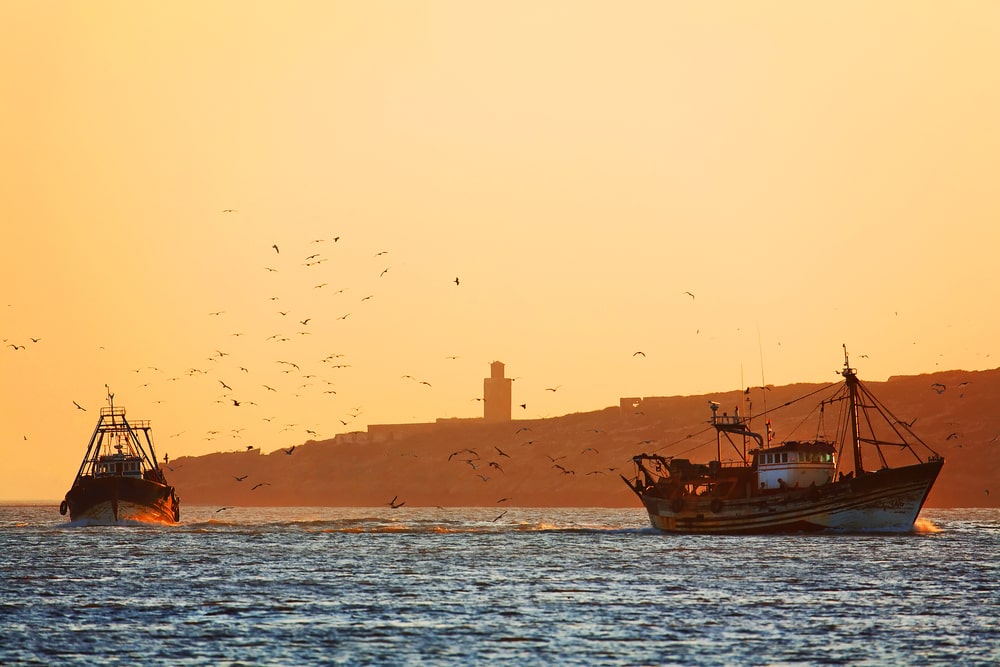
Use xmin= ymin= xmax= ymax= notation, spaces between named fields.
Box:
xmin=2 ymin=2 xmax=999 ymax=501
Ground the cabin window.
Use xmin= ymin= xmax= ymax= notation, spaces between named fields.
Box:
xmin=781 ymin=453 xmax=788 ymax=463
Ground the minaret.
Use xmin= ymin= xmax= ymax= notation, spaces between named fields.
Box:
xmin=483 ymin=360 xmax=512 ymax=422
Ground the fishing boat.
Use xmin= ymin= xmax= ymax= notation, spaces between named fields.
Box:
xmin=624 ymin=348 xmax=944 ymax=533
xmin=59 ymin=398 xmax=180 ymax=524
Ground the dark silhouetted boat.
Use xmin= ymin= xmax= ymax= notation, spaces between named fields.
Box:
xmin=624 ymin=348 xmax=943 ymax=533
xmin=59 ymin=398 xmax=180 ymax=524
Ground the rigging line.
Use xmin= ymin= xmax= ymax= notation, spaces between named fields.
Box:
xmin=856 ymin=380 xmax=939 ymax=458
xmin=750 ymin=381 xmax=843 ymax=422
xmin=649 ymin=381 xmax=842 ymax=457
xmin=650 ymin=424 xmax=717 ymax=456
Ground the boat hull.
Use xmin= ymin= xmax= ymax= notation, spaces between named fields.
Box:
xmin=640 ymin=459 xmax=943 ymax=534
xmin=63 ymin=475 xmax=179 ymax=524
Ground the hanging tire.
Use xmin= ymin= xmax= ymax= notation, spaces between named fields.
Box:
xmin=670 ymin=498 xmax=685 ymax=513
xmin=59 ymin=500 xmax=68 ymax=516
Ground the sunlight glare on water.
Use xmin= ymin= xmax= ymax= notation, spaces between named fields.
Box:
xmin=0 ymin=506 xmax=997 ymax=666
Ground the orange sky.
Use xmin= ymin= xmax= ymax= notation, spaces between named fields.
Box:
xmin=2 ymin=2 xmax=999 ymax=500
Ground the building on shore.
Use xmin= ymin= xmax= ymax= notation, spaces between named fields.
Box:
xmin=483 ymin=360 xmax=512 ymax=422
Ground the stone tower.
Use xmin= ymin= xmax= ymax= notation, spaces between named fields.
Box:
xmin=483 ymin=360 xmax=512 ymax=422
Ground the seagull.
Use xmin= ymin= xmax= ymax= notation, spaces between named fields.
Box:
xmin=284 ymin=445 xmax=296 ymax=455
xmin=494 ymin=446 xmax=510 ymax=458
xmin=683 ymin=291 xmax=695 ymax=299
xmin=545 ymin=386 xmax=561 ymax=392
xmin=492 ymin=510 xmax=508 ymax=522
xmin=454 ymin=277 xmax=460 ymax=285
xmin=233 ymin=475 xmax=248 ymax=482
xmin=496 ymin=497 xmax=511 ymax=503
xmin=215 ymin=507 xmax=233 ymax=513
xmin=251 ymin=482 xmax=271 ymax=491
xmin=931 ymin=383 xmax=946 ymax=394
xmin=633 ymin=351 xmax=645 ymax=357
xmin=219 ymin=380 xmax=232 ymax=390
xmin=388 ymin=495 xmax=405 ymax=509
xmin=380 ymin=267 xmax=390 ymax=277
xmin=73 ymin=401 xmax=86 ymax=411
xmin=272 ymin=244 xmax=280 ymax=254
xmin=221 ymin=209 xmax=238 ymax=213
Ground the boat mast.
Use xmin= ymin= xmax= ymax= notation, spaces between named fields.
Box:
xmin=841 ymin=344 xmax=864 ymax=476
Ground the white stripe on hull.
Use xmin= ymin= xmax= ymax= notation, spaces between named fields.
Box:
xmin=644 ymin=473 xmax=935 ymax=534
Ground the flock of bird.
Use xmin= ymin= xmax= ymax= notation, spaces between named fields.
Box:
xmin=5 ymin=212 xmax=709 ymax=513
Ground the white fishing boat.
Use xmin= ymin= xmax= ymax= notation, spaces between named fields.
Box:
xmin=624 ymin=348 xmax=943 ymax=533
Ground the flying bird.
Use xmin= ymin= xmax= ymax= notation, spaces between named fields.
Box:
xmin=219 ymin=380 xmax=232 ymax=390
xmin=454 ymin=277 xmax=460 ymax=285
xmin=73 ymin=401 xmax=86 ymax=411
xmin=492 ymin=510 xmax=508 ymax=522
xmin=233 ymin=475 xmax=248 ymax=482
xmin=633 ymin=351 xmax=645 ymax=357
xmin=388 ymin=495 xmax=405 ymax=509
xmin=284 ymin=445 xmax=296 ymax=455
xmin=683 ymin=291 xmax=695 ymax=299
xmin=931 ymin=383 xmax=946 ymax=394
xmin=494 ymin=446 xmax=510 ymax=458
xmin=251 ymin=482 xmax=271 ymax=491
xmin=545 ymin=386 xmax=561 ymax=392
xmin=272 ymin=244 xmax=280 ymax=254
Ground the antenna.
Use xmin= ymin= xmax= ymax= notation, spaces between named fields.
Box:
xmin=757 ymin=323 xmax=768 ymax=420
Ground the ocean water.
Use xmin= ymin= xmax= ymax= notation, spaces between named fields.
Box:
xmin=0 ymin=506 xmax=997 ymax=666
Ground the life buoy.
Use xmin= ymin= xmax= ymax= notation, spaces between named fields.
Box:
xmin=710 ymin=499 xmax=724 ymax=513
xmin=59 ymin=500 xmax=68 ymax=516
xmin=670 ymin=498 xmax=685 ymax=513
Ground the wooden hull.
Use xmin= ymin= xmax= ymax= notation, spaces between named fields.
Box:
xmin=63 ymin=475 xmax=179 ymax=524
xmin=640 ymin=459 xmax=943 ymax=534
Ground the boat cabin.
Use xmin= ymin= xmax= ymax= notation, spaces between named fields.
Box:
xmin=95 ymin=452 xmax=144 ymax=478
xmin=753 ymin=440 xmax=836 ymax=492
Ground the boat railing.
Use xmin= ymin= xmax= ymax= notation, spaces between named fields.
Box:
xmin=712 ymin=414 xmax=743 ymax=426
xmin=100 ymin=406 xmax=126 ymax=418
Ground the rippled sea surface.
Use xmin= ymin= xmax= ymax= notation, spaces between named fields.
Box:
xmin=1 ymin=506 xmax=998 ymax=666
